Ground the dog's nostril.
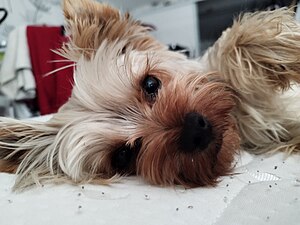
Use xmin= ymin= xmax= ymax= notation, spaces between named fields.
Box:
xmin=179 ymin=112 xmax=213 ymax=153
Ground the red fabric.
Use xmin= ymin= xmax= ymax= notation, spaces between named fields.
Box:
xmin=27 ymin=26 xmax=74 ymax=115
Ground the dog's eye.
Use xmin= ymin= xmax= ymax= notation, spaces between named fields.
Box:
xmin=111 ymin=145 xmax=132 ymax=172
xmin=142 ymin=75 xmax=160 ymax=94
xmin=142 ymin=75 xmax=161 ymax=102
xmin=111 ymin=139 xmax=142 ymax=174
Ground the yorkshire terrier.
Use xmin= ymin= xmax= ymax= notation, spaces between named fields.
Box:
xmin=1 ymin=0 xmax=300 ymax=190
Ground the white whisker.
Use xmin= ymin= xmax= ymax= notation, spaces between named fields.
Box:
xmin=44 ymin=63 xmax=76 ymax=77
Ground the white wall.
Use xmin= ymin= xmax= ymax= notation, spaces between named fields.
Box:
xmin=0 ymin=0 xmax=201 ymax=56
xmin=132 ymin=2 xmax=200 ymax=57
xmin=0 ymin=0 xmax=64 ymax=46
xmin=101 ymin=0 xmax=184 ymax=12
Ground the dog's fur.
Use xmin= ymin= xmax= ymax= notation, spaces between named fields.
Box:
xmin=1 ymin=0 xmax=300 ymax=190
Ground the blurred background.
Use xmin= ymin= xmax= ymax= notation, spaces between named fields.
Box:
xmin=0 ymin=0 xmax=297 ymax=119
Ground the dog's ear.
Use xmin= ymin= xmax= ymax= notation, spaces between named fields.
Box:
xmin=60 ymin=0 xmax=164 ymax=61
xmin=204 ymin=8 xmax=300 ymax=93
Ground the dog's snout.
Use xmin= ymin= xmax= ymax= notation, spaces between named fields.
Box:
xmin=179 ymin=112 xmax=213 ymax=153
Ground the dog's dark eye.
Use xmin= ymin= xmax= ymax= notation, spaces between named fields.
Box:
xmin=142 ymin=75 xmax=161 ymax=102
xmin=111 ymin=139 xmax=142 ymax=174
xmin=142 ymin=75 xmax=160 ymax=94
xmin=111 ymin=145 xmax=132 ymax=172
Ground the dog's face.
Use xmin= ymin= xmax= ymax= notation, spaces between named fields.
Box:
xmin=58 ymin=0 xmax=240 ymax=187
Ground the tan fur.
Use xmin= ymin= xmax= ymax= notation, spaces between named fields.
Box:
xmin=136 ymin=76 xmax=239 ymax=186
xmin=0 ymin=160 xmax=18 ymax=173
xmin=0 ymin=0 xmax=300 ymax=190
xmin=60 ymin=0 xmax=164 ymax=61
xmin=202 ymin=8 xmax=300 ymax=154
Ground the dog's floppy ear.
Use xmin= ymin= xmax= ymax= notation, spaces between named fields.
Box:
xmin=204 ymin=8 xmax=300 ymax=93
xmin=61 ymin=0 xmax=164 ymax=61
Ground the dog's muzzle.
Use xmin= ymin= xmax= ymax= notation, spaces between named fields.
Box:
xmin=179 ymin=112 xmax=213 ymax=153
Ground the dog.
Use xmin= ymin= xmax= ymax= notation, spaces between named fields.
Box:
xmin=0 ymin=0 xmax=300 ymax=190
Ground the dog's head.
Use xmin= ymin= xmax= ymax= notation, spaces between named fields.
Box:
xmin=58 ymin=0 xmax=240 ymax=187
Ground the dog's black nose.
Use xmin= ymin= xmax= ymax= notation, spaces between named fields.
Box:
xmin=179 ymin=112 xmax=213 ymax=153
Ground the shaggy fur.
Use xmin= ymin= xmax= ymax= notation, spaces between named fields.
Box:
xmin=0 ymin=0 xmax=300 ymax=190
xmin=201 ymin=8 xmax=300 ymax=154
